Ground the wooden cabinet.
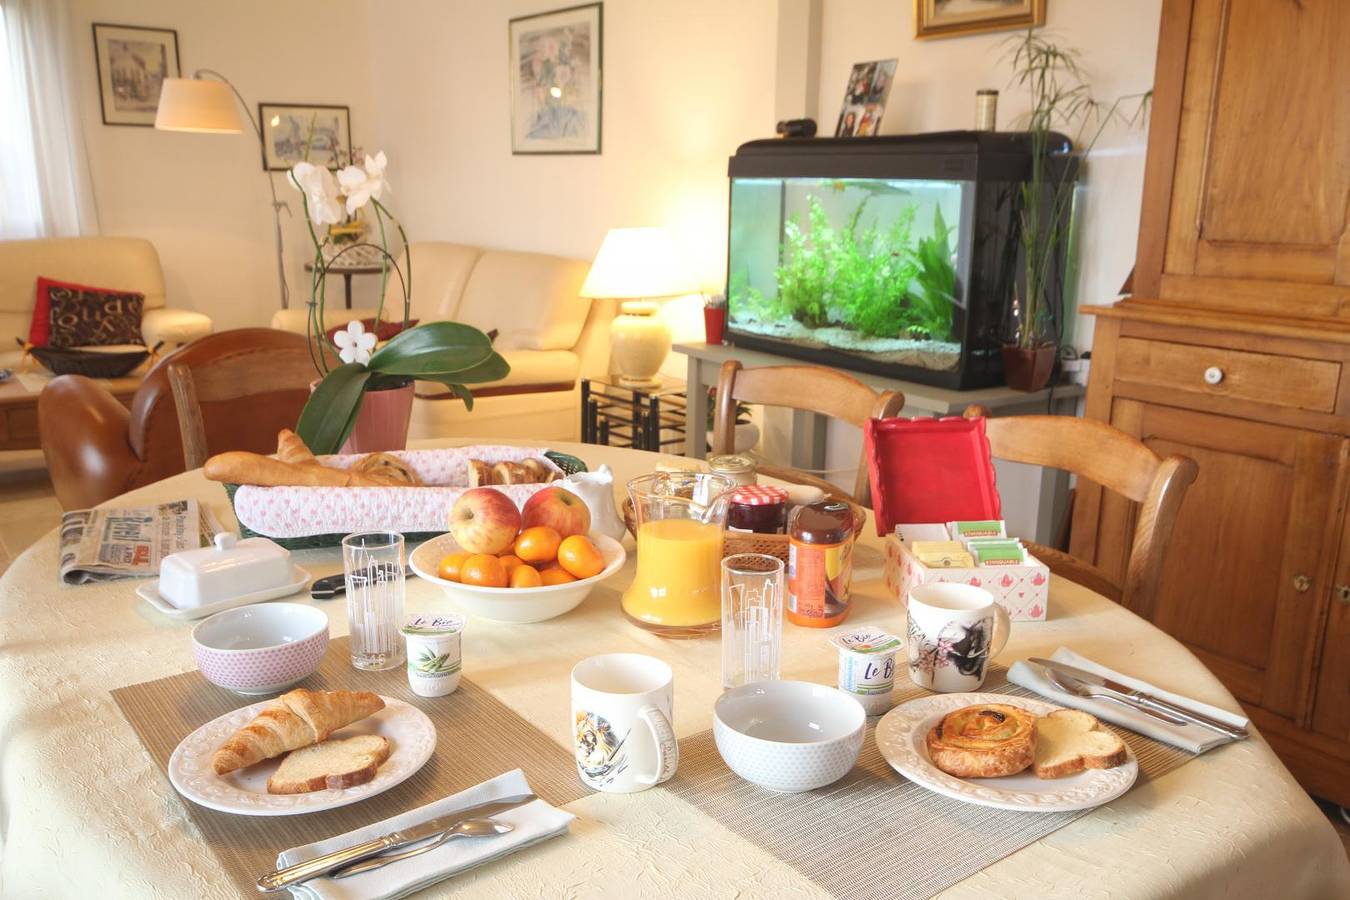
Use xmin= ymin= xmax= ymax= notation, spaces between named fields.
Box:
xmin=1079 ymin=0 xmax=1350 ymax=806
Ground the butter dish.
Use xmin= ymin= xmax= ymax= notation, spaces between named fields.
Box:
xmin=158 ymin=533 xmax=299 ymax=610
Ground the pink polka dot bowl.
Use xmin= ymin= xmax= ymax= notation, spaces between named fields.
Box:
xmin=192 ymin=602 xmax=330 ymax=695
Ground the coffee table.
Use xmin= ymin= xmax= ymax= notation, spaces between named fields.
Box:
xmin=0 ymin=372 xmax=141 ymax=451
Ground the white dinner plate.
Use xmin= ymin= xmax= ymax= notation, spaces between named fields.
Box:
xmin=136 ymin=565 xmax=310 ymax=621
xmin=168 ymin=695 xmax=435 ymax=816
xmin=875 ymin=692 xmax=1138 ymax=813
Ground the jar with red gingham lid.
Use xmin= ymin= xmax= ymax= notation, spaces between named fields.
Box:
xmin=727 ymin=485 xmax=789 ymax=534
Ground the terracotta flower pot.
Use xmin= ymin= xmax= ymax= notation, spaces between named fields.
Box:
xmin=1001 ymin=343 xmax=1057 ymax=392
xmin=311 ymin=378 xmax=415 ymax=455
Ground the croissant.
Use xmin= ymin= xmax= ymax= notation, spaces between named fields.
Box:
xmin=352 ymin=451 xmax=421 ymax=485
xmin=212 ymin=688 xmax=385 ymax=775
xmin=925 ymin=703 xmax=1037 ymax=778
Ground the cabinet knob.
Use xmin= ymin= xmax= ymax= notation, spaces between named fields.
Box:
xmin=1293 ymin=574 xmax=1312 ymax=593
xmin=1338 ymin=584 xmax=1350 ymax=605
xmin=1203 ymin=366 xmax=1224 ymax=385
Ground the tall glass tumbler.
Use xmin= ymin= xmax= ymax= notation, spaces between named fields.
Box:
xmin=343 ymin=531 xmax=406 ymax=671
xmin=721 ymin=553 xmax=785 ymax=689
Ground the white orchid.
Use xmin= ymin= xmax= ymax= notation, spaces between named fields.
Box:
xmin=290 ymin=162 xmax=342 ymax=227
xmin=336 ymin=151 xmax=390 ymax=215
xmin=333 ymin=319 xmax=377 ymax=365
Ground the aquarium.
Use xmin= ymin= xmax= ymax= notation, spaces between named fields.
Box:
xmin=726 ymin=132 xmax=1069 ymax=389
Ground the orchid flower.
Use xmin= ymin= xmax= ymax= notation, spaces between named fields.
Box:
xmin=290 ymin=162 xmax=342 ymax=227
xmin=332 ymin=320 xmax=377 ymax=365
xmin=336 ymin=151 xmax=390 ymax=215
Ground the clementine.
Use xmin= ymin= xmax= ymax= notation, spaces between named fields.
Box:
xmin=510 ymin=564 xmax=543 ymax=588
xmin=460 ymin=553 xmax=508 ymax=588
xmin=539 ymin=567 xmax=577 ymax=586
xmin=557 ymin=535 xmax=604 ymax=579
xmin=436 ymin=551 xmax=471 ymax=582
xmin=498 ymin=553 xmax=525 ymax=575
xmin=514 ymin=526 xmax=562 ymax=564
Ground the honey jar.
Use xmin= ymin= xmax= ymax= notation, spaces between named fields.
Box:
xmin=786 ymin=500 xmax=855 ymax=628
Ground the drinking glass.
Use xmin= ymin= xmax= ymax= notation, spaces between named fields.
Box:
xmin=721 ymin=553 xmax=785 ymax=689
xmin=342 ymin=531 xmax=405 ymax=671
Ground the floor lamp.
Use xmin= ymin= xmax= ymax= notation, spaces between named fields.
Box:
xmin=154 ymin=71 xmax=291 ymax=310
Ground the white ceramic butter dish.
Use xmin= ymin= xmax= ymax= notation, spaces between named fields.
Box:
xmin=158 ymin=533 xmax=295 ymax=610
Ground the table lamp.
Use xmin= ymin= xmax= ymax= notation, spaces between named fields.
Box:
xmin=155 ymin=71 xmax=291 ymax=310
xmin=579 ymin=227 xmax=696 ymax=388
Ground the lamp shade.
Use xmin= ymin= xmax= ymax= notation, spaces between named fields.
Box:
xmin=579 ymin=227 xmax=697 ymax=299
xmin=154 ymin=78 xmax=243 ymax=133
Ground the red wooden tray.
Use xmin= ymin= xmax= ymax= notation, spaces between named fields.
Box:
xmin=863 ymin=416 xmax=1001 ymax=536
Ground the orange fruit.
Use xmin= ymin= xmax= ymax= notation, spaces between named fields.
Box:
xmin=498 ymin=554 xmax=525 ymax=574
xmin=540 ymin=567 xmax=577 ymax=586
xmin=460 ymin=553 xmax=508 ymax=588
xmin=514 ymin=526 xmax=562 ymax=564
xmin=557 ymin=535 xmax=604 ymax=579
xmin=436 ymin=551 xmax=471 ymax=582
xmin=510 ymin=564 xmax=543 ymax=588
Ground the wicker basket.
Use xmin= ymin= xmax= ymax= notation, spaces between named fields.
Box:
xmin=31 ymin=346 xmax=148 ymax=378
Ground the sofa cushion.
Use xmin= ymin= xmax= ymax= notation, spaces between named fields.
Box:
xmin=455 ymin=251 xmax=590 ymax=351
xmin=389 ymin=243 xmax=483 ymax=322
xmin=47 ymin=284 xmax=145 ymax=348
xmin=0 ymin=237 xmax=167 ymax=315
xmin=140 ymin=307 xmax=213 ymax=347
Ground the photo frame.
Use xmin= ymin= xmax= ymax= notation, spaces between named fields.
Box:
xmin=914 ymin=0 xmax=1046 ymax=40
xmin=835 ymin=59 xmax=898 ymax=137
xmin=509 ymin=3 xmax=603 ymax=155
xmin=92 ymin=23 xmax=181 ymax=127
xmin=258 ymin=103 xmax=352 ymax=171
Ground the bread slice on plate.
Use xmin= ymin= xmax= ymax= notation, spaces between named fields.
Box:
xmin=267 ymin=734 xmax=392 ymax=794
xmin=1034 ymin=709 xmax=1127 ymax=779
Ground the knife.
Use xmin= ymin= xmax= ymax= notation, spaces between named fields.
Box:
xmin=1029 ymin=658 xmax=1249 ymax=740
xmin=255 ymin=793 xmax=537 ymax=892
xmin=311 ymin=567 xmax=413 ymax=600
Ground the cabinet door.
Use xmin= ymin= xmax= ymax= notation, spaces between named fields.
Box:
xmin=1106 ymin=399 xmax=1344 ymax=721
xmin=1313 ymin=510 xmax=1350 ymax=741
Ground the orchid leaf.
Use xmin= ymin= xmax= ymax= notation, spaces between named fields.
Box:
xmin=367 ymin=322 xmax=493 ymax=375
xmin=296 ymin=363 xmax=372 ymax=455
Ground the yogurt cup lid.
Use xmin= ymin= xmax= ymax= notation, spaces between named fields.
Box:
xmin=830 ymin=624 xmax=902 ymax=654
xmin=402 ymin=614 xmax=465 ymax=636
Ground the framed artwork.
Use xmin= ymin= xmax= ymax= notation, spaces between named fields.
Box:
xmin=914 ymin=0 xmax=1046 ymax=40
xmin=835 ymin=59 xmax=897 ymax=137
xmin=92 ymin=23 xmax=181 ymax=127
xmin=258 ymin=103 xmax=352 ymax=171
xmin=509 ymin=3 xmax=603 ymax=155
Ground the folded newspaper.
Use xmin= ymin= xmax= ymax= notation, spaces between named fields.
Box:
xmin=59 ymin=499 xmax=224 ymax=585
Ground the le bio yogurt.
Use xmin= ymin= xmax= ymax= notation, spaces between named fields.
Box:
xmin=401 ymin=614 xmax=465 ymax=697
xmin=830 ymin=625 xmax=903 ymax=716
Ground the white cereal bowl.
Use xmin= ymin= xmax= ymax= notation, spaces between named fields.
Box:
xmin=714 ymin=680 xmax=866 ymax=792
xmin=192 ymin=602 xmax=329 ymax=695
xmin=409 ymin=532 xmax=626 ymax=624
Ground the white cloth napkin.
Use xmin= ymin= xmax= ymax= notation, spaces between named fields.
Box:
xmin=276 ymin=769 xmax=574 ymax=900
xmin=1006 ymin=647 xmax=1250 ymax=754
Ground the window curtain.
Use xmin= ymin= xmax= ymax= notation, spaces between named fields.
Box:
xmin=0 ymin=0 xmax=99 ymax=239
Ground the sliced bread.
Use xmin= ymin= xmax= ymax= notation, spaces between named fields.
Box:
xmin=267 ymin=734 xmax=391 ymax=794
xmin=1033 ymin=709 xmax=1127 ymax=779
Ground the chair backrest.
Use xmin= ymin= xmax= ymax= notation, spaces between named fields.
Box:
xmin=713 ymin=360 xmax=905 ymax=505
xmin=163 ymin=329 xmax=316 ymax=469
xmin=966 ymin=406 xmax=1198 ymax=616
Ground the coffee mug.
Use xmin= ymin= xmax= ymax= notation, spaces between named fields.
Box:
xmin=571 ymin=653 xmax=678 ymax=792
xmin=906 ymin=583 xmax=1011 ymax=692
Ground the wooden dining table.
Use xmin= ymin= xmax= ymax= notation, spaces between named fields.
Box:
xmin=1 ymin=439 xmax=1346 ymax=899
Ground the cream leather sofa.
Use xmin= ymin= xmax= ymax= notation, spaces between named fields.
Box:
xmin=0 ymin=237 xmax=213 ymax=369
xmin=271 ymin=242 xmax=613 ymax=441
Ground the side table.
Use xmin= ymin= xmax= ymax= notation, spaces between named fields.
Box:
xmin=581 ymin=375 xmax=687 ymax=454
xmin=303 ymin=262 xmax=386 ymax=309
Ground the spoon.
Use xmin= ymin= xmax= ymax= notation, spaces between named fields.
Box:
xmin=1044 ymin=666 xmax=1188 ymax=726
xmin=331 ymin=818 xmax=514 ymax=879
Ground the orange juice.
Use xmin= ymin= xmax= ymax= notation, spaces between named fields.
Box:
xmin=623 ymin=518 xmax=724 ymax=632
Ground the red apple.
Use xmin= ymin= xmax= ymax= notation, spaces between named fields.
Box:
xmin=521 ymin=486 xmax=591 ymax=538
xmin=448 ymin=487 xmax=521 ymax=555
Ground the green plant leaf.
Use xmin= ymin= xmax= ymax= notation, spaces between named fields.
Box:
xmin=367 ymin=322 xmax=493 ymax=375
xmin=419 ymin=351 xmax=509 ymax=386
xmin=296 ymin=363 xmax=372 ymax=454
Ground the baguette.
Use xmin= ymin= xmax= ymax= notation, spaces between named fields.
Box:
xmin=203 ymin=451 xmax=410 ymax=487
xmin=492 ymin=461 xmax=530 ymax=485
xmin=267 ymin=734 xmax=391 ymax=794
xmin=1033 ymin=709 xmax=1127 ymax=779
xmin=212 ymin=689 xmax=385 ymax=775
xmin=465 ymin=459 xmax=492 ymax=486
xmin=276 ymin=429 xmax=317 ymax=466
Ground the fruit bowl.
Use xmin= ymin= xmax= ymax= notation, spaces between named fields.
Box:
xmin=409 ymin=532 xmax=626 ymax=623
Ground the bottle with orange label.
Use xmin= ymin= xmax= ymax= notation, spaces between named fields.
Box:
xmin=786 ymin=500 xmax=855 ymax=627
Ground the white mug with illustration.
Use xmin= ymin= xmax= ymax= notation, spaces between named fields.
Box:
xmin=906 ymin=583 xmax=1011 ymax=693
xmin=571 ymin=653 xmax=678 ymax=793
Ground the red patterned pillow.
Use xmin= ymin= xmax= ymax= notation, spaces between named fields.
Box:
xmin=324 ymin=318 xmax=419 ymax=344
xmin=33 ymin=277 xmax=145 ymax=348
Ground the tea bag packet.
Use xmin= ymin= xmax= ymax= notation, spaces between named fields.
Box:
xmin=911 ymin=540 xmax=975 ymax=568
xmin=830 ymin=625 xmax=903 ymax=716
xmin=970 ymin=539 xmax=1026 ymax=566
xmin=894 ymin=523 xmax=951 ymax=544
xmin=948 ymin=519 xmax=1006 ymax=540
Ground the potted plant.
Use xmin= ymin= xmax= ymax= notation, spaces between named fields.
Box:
xmin=1003 ymin=30 xmax=1150 ymax=391
xmin=288 ymin=152 xmax=506 ymax=454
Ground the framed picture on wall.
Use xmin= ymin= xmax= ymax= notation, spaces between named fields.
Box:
xmin=914 ymin=0 xmax=1046 ymax=40
xmin=509 ymin=3 xmax=603 ymax=154
xmin=92 ymin=23 xmax=181 ymax=127
xmin=258 ymin=103 xmax=352 ymax=171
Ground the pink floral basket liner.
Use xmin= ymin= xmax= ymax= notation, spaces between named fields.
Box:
xmin=231 ymin=445 xmax=564 ymax=539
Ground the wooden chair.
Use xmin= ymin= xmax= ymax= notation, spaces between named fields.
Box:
xmin=713 ymin=360 xmax=905 ymax=507
xmin=168 ymin=334 xmax=318 ymax=469
xmin=964 ymin=405 xmax=1198 ymax=616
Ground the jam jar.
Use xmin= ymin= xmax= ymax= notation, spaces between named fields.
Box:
xmin=727 ymin=485 xmax=789 ymax=534
xmin=786 ymin=500 xmax=855 ymax=628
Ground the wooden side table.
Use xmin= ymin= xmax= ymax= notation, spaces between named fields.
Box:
xmin=303 ymin=262 xmax=386 ymax=309
xmin=0 ymin=373 xmax=140 ymax=451
xmin=581 ymin=374 xmax=687 ymax=454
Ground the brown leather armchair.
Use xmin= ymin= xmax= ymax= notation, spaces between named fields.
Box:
xmin=40 ymin=328 xmax=315 ymax=509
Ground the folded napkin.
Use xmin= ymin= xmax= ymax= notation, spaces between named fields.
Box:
xmin=276 ymin=769 xmax=574 ymax=900
xmin=1007 ymin=647 xmax=1250 ymax=754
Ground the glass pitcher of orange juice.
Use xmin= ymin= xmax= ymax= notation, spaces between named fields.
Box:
xmin=624 ymin=471 xmax=737 ymax=638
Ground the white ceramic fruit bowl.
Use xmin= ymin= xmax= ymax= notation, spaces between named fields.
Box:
xmin=408 ymin=532 xmax=626 ymax=624
xmin=714 ymin=680 xmax=866 ymax=792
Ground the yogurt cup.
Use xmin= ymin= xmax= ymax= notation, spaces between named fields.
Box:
xmin=830 ymin=625 xmax=903 ymax=716
xmin=401 ymin=614 xmax=465 ymax=697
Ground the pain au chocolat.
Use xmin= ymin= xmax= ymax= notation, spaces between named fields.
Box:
xmin=925 ymin=703 xmax=1037 ymax=778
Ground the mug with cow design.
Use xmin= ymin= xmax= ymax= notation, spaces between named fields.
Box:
xmin=906 ymin=583 xmax=1010 ymax=693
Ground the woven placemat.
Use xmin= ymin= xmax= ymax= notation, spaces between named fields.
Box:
xmin=111 ymin=638 xmax=586 ymax=897
xmin=664 ymin=669 xmax=1195 ymax=900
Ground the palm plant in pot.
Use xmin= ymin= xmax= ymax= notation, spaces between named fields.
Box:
xmin=289 ymin=153 xmax=506 ymax=454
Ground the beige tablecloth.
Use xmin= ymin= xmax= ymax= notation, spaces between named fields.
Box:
xmin=0 ymin=439 xmax=1345 ymax=900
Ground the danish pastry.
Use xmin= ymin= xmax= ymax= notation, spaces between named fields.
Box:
xmin=925 ymin=703 xmax=1037 ymax=778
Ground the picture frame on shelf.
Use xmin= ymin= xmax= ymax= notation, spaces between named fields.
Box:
xmin=257 ymin=103 xmax=352 ymax=171
xmin=914 ymin=0 xmax=1046 ymax=40
xmin=508 ymin=2 xmax=603 ymax=155
xmin=835 ymin=59 xmax=897 ymax=137
xmin=92 ymin=23 xmax=181 ymax=127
